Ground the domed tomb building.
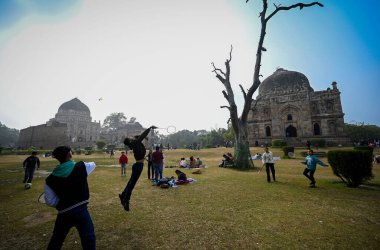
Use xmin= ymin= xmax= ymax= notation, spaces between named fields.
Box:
xmin=17 ymin=98 xmax=100 ymax=149
xmin=247 ymin=68 xmax=349 ymax=146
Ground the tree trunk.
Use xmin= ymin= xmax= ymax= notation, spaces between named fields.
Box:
xmin=233 ymin=122 xmax=254 ymax=169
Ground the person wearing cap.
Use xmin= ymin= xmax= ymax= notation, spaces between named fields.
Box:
xmin=44 ymin=146 xmax=96 ymax=249
xmin=22 ymin=151 xmax=40 ymax=188
xmin=119 ymin=125 xmax=157 ymax=211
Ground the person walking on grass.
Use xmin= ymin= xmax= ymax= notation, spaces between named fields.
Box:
xmin=302 ymin=149 xmax=328 ymax=188
xmin=22 ymin=151 xmax=40 ymax=189
xmin=119 ymin=125 xmax=157 ymax=211
xmin=119 ymin=151 xmax=128 ymax=176
xmin=45 ymin=146 xmax=96 ymax=250
xmin=262 ymin=147 xmax=276 ymax=182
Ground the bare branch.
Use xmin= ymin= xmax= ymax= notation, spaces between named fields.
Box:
xmin=211 ymin=62 xmax=226 ymax=77
xmin=228 ymin=45 xmax=233 ymax=62
xmin=227 ymin=118 xmax=231 ymax=124
xmin=222 ymin=90 xmax=229 ymax=101
xmin=220 ymin=105 xmax=231 ymax=111
xmin=266 ymin=2 xmax=324 ymax=22
xmin=239 ymin=84 xmax=247 ymax=100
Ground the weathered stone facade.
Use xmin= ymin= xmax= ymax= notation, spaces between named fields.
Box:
xmin=248 ymin=68 xmax=350 ymax=147
xmin=100 ymin=122 xmax=146 ymax=147
xmin=17 ymin=98 xmax=101 ymax=149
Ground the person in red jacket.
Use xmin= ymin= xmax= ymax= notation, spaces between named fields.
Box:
xmin=119 ymin=151 xmax=128 ymax=176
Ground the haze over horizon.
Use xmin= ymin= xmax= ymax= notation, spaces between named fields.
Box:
xmin=0 ymin=0 xmax=379 ymax=131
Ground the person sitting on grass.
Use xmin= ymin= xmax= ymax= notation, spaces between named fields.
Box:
xmin=175 ymin=169 xmax=187 ymax=181
xmin=302 ymin=149 xmax=328 ymax=188
xmin=219 ymin=153 xmax=234 ymax=167
xmin=44 ymin=146 xmax=96 ymax=250
xmin=179 ymin=157 xmax=188 ymax=168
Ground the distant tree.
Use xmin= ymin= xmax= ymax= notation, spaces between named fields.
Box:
xmin=129 ymin=117 xmax=137 ymax=123
xmin=0 ymin=122 xmax=19 ymax=147
xmin=344 ymin=123 xmax=380 ymax=143
xmin=103 ymin=112 xmax=127 ymax=131
xmin=212 ymin=0 xmax=323 ymax=168
xmin=96 ymin=140 xmax=107 ymax=150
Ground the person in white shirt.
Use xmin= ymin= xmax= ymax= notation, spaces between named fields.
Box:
xmin=262 ymin=147 xmax=276 ymax=182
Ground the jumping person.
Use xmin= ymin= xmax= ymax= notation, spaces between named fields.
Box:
xmin=262 ymin=147 xmax=276 ymax=182
xmin=45 ymin=146 xmax=96 ymax=250
xmin=302 ymin=149 xmax=328 ymax=188
xmin=22 ymin=151 xmax=40 ymax=189
xmin=119 ymin=125 xmax=157 ymax=211
xmin=119 ymin=151 xmax=128 ymax=176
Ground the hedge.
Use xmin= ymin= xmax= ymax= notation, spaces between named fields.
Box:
xmin=272 ymin=139 xmax=286 ymax=147
xmin=327 ymin=150 xmax=373 ymax=187
xmin=354 ymin=146 xmax=374 ymax=155
xmin=310 ymin=139 xmax=326 ymax=148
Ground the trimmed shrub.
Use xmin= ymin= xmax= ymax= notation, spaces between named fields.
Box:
xmin=310 ymin=139 xmax=326 ymax=148
xmin=272 ymin=139 xmax=286 ymax=147
xmin=282 ymin=146 xmax=294 ymax=157
xmin=327 ymin=150 xmax=373 ymax=187
xmin=354 ymin=146 xmax=374 ymax=156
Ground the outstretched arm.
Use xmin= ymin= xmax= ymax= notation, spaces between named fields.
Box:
xmin=137 ymin=126 xmax=157 ymax=142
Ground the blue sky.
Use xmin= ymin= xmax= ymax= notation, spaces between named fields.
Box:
xmin=0 ymin=0 xmax=379 ymax=131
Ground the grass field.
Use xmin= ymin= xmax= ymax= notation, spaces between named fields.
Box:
xmin=1 ymin=147 xmax=379 ymax=249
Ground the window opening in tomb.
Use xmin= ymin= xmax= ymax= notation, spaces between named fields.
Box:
xmin=287 ymin=114 xmax=293 ymax=121
xmin=285 ymin=125 xmax=297 ymax=137
xmin=313 ymin=123 xmax=321 ymax=136
xmin=266 ymin=126 xmax=271 ymax=137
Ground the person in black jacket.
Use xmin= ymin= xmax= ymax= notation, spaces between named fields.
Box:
xmin=44 ymin=146 xmax=96 ymax=250
xmin=22 ymin=151 xmax=40 ymax=188
xmin=119 ymin=125 xmax=157 ymax=211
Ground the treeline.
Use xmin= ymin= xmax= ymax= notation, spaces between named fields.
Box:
xmin=0 ymin=122 xmax=19 ymax=147
xmin=344 ymin=123 xmax=380 ymax=143
xmin=159 ymin=127 xmax=235 ymax=149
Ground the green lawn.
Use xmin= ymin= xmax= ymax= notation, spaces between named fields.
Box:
xmin=0 ymin=147 xmax=379 ymax=249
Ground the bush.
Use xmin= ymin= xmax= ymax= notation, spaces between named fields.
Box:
xmin=354 ymin=146 xmax=374 ymax=156
xmin=75 ymin=149 xmax=82 ymax=155
xmin=310 ymin=139 xmax=326 ymax=148
xmin=272 ymin=139 xmax=286 ymax=147
xmin=327 ymin=150 xmax=373 ymax=187
xmin=282 ymin=146 xmax=294 ymax=157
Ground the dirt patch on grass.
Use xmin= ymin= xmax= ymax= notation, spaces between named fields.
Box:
xmin=23 ymin=212 xmax=55 ymax=228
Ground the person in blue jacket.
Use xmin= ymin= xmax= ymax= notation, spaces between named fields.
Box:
xmin=302 ymin=149 xmax=328 ymax=188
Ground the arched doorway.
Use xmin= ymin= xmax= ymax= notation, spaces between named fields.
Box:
xmin=265 ymin=126 xmax=271 ymax=137
xmin=313 ymin=123 xmax=321 ymax=135
xmin=285 ymin=125 xmax=297 ymax=137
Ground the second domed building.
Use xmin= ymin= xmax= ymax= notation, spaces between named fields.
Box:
xmin=248 ymin=68 xmax=349 ymax=146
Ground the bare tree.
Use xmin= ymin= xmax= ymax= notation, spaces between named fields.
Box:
xmin=212 ymin=0 xmax=323 ymax=168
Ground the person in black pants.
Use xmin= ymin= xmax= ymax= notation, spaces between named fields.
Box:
xmin=119 ymin=125 xmax=157 ymax=211
xmin=262 ymin=147 xmax=276 ymax=182
xmin=146 ymin=149 xmax=153 ymax=180
xmin=22 ymin=151 xmax=40 ymax=188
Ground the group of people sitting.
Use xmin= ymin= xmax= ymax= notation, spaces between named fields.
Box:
xmin=179 ymin=156 xmax=205 ymax=168
xmin=219 ymin=152 xmax=234 ymax=167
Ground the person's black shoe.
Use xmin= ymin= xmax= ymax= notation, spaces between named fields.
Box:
xmin=119 ymin=194 xmax=129 ymax=211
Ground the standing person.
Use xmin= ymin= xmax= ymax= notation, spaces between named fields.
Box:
xmin=262 ymin=147 xmax=276 ymax=182
xmin=119 ymin=125 xmax=157 ymax=211
xmin=152 ymin=146 xmax=164 ymax=183
xmin=146 ymin=149 xmax=153 ymax=180
xmin=302 ymin=149 xmax=328 ymax=188
xmin=119 ymin=151 xmax=128 ymax=176
xmin=110 ymin=149 xmax=115 ymax=158
xmin=306 ymin=140 xmax=311 ymax=150
xmin=44 ymin=146 xmax=96 ymax=250
xmin=22 ymin=151 xmax=40 ymax=189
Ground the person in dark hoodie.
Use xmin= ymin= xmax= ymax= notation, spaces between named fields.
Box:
xmin=22 ymin=151 xmax=40 ymax=189
xmin=119 ymin=125 xmax=157 ymax=211
xmin=44 ymin=146 xmax=96 ymax=250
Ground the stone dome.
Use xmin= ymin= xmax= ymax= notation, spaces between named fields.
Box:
xmin=258 ymin=68 xmax=313 ymax=95
xmin=58 ymin=98 xmax=90 ymax=113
